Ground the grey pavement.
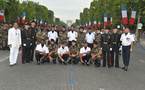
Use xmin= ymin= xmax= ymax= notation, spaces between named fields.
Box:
xmin=0 ymin=43 xmax=145 ymax=90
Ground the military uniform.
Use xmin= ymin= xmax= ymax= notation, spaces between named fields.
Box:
xmin=0 ymin=27 xmax=2 ymax=49
xmin=59 ymin=31 xmax=67 ymax=44
xmin=110 ymin=32 xmax=121 ymax=67
xmin=21 ymin=28 xmax=33 ymax=63
xmin=101 ymin=32 xmax=111 ymax=67
xmin=78 ymin=31 xmax=85 ymax=47
xmin=48 ymin=43 xmax=58 ymax=64
xmin=69 ymin=44 xmax=80 ymax=64
xmin=95 ymin=32 xmax=101 ymax=48
xmin=1 ymin=29 xmax=8 ymax=50
xmin=91 ymin=46 xmax=102 ymax=67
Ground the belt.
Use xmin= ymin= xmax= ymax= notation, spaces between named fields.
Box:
xmin=26 ymin=38 xmax=31 ymax=40
xmin=112 ymin=42 xmax=117 ymax=44
xmin=103 ymin=42 xmax=108 ymax=44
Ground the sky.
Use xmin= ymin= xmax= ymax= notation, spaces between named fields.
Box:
xmin=31 ymin=0 xmax=93 ymax=23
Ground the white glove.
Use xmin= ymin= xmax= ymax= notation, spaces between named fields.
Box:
xmin=110 ymin=48 xmax=112 ymax=51
xmin=119 ymin=46 xmax=122 ymax=51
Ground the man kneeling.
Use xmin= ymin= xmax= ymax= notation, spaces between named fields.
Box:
xmin=35 ymin=39 xmax=50 ymax=65
xmin=80 ymin=43 xmax=91 ymax=65
xmin=57 ymin=42 xmax=70 ymax=65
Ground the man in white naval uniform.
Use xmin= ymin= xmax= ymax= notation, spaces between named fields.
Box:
xmin=8 ymin=23 xmax=21 ymax=66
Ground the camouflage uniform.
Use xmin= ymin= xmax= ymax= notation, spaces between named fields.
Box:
xmin=1 ymin=29 xmax=8 ymax=50
xmin=78 ymin=31 xmax=86 ymax=47
xmin=0 ymin=27 xmax=2 ymax=49
xmin=59 ymin=31 xmax=67 ymax=44
xmin=91 ymin=45 xmax=102 ymax=67
xmin=69 ymin=44 xmax=80 ymax=64
xmin=95 ymin=32 xmax=101 ymax=48
xmin=48 ymin=43 xmax=58 ymax=64
xmin=36 ymin=30 xmax=47 ymax=44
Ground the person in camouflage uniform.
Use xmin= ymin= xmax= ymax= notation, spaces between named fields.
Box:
xmin=0 ymin=25 xmax=2 ymax=49
xmin=95 ymin=30 xmax=101 ymax=48
xmin=59 ymin=29 xmax=67 ymax=44
xmin=69 ymin=40 xmax=80 ymax=64
xmin=1 ymin=24 xmax=9 ymax=50
xmin=78 ymin=27 xmax=86 ymax=47
xmin=91 ymin=43 xmax=102 ymax=67
xmin=48 ymin=39 xmax=58 ymax=64
xmin=36 ymin=26 xmax=47 ymax=44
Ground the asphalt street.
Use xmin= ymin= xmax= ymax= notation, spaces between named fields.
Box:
xmin=0 ymin=43 xmax=145 ymax=90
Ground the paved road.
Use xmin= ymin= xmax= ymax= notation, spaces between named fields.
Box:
xmin=0 ymin=43 xmax=145 ymax=90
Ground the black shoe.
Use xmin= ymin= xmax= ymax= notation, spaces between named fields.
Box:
xmin=53 ymin=60 xmax=57 ymax=64
xmin=121 ymin=67 xmax=125 ymax=70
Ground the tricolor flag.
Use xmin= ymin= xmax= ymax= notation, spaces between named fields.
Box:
xmin=104 ymin=14 xmax=108 ymax=28
xmin=121 ymin=4 xmax=128 ymax=25
xmin=0 ymin=10 xmax=5 ymax=22
xmin=129 ymin=10 xmax=136 ymax=25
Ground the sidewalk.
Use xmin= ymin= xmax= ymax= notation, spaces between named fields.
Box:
xmin=0 ymin=50 xmax=9 ymax=62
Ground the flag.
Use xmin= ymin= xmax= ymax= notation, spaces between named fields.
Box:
xmin=129 ymin=10 xmax=136 ymax=25
xmin=104 ymin=13 xmax=108 ymax=28
xmin=121 ymin=4 xmax=128 ymax=25
xmin=0 ymin=10 xmax=4 ymax=22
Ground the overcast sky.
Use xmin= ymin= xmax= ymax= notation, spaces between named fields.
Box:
xmin=31 ymin=0 xmax=92 ymax=22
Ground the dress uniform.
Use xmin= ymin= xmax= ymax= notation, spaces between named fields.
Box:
xmin=67 ymin=29 xmax=78 ymax=47
xmin=80 ymin=43 xmax=91 ymax=65
xmin=30 ymin=22 xmax=37 ymax=62
xmin=85 ymin=31 xmax=95 ymax=49
xmin=48 ymin=39 xmax=58 ymax=64
xmin=8 ymin=23 xmax=21 ymax=66
xmin=21 ymin=25 xmax=32 ymax=63
xmin=101 ymin=29 xmax=111 ymax=67
xmin=35 ymin=39 xmax=49 ymax=64
xmin=110 ymin=29 xmax=121 ymax=68
xmin=69 ymin=41 xmax=80 ymax=64
xmin=120 ymin=28 xmax=135 ymax=71
xmin=57 ymin=43 xmax=70 ymax=64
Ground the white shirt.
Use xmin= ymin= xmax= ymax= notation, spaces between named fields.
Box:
xmin=137 ymin=23 xmax=143 ymax=29
xmin=35 ymin=44 xmax=49 ymax=53
xmin=120 ymin=33 xmax=135 ymax=46
xmin=8 ymin=27 xmax=22 ymax=48
xmin=57 ymin=46 xmax=69 ymax=55
xmin=85 ymin=32 xmax=95 ymax=43
xmin=67 ymin=31 xmax=78 ymax=41
xmin=80 ymin=47 xmax=91 ymax=56
xmin=48 ymin=31 xmax=58 ymax=41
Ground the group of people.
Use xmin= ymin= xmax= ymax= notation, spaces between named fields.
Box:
xmin=7 ymin=21 xmax=135 ymax=71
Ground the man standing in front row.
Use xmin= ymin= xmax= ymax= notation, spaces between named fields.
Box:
xmin=120 ymin=28 xmax=135 ymax=71
xmin=8 ymin=22 xmax=21 ymax=66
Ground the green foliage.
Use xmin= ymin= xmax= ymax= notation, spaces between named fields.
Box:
xmin=0 ymin=0 xmax=61 ymax=24
xmin=77 ymin=0 xmax=145 ymax=26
